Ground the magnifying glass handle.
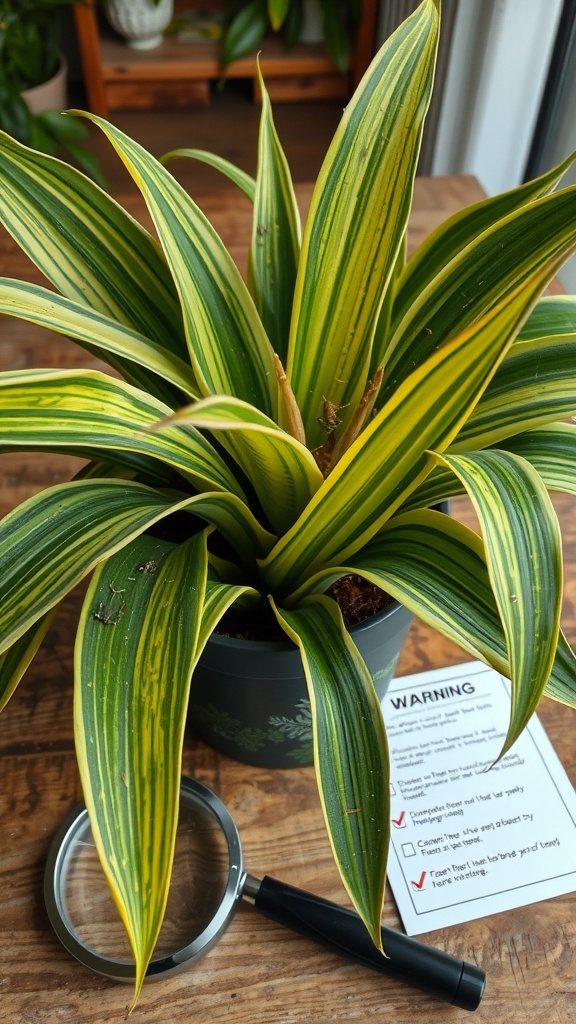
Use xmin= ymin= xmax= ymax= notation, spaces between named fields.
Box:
xmin=245 ymin=875 xmax=485 ymax=1010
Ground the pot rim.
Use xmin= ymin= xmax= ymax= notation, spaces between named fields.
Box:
xmin=208 ymin=592 xmax=404 ymax=652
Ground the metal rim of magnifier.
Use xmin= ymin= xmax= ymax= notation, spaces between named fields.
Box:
xmin=43 ymin=777 xmax=244 ymax=981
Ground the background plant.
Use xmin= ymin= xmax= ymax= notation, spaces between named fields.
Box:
xmin=0 ymin=0 xmax=102 ymax=181
xmin=0 ymin=0 xmax=576 ymax=1005
xmin=222 ymin=0 xmax=362 ymax=72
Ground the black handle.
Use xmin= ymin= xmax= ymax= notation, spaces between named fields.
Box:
xmin=250 ymin=875 xmax=485 ymax=1010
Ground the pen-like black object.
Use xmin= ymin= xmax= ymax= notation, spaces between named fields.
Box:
xmin=244 ymin=875 xmax=486 ymax=1011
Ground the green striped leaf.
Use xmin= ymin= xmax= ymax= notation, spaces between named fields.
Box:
xmin=495 ymin=423 xmax=576 ymax=493
xmin=248 ymin=67 xmax=301 ymax=361
xmin=77 ymin=113 xmax=277 ymax=417
xmin=0 ymin=278 xmax=199 ymax=404
xmin=156 ymin=395 xmax=323 ymax=534
xmin=383 ymin=185 xmax=576 ymax=400
xmin=287 ymin=509 xmax=576 ymax=712
xmin=288 ymin=509 xmax=510 ymax=663
xmin=161 ymin=149 xmax=256 ymax=201
xmin=0 ymin=130 xmax=186 ymax=358
xmin=75 ymin=531 xmax=209 ymax=1000
xmin=0 ymin=611 xmax=55 ymax=711
xmin=0 ymin=369 xmax=244 ymax=498
xmin=0 ymin=479 xmax=182 ymax=653
xmin=272 ymin=596 xmax=389 ymax=948
xmin=404 ymin=407 xmax=576 ymax=505
xmin=452 ymin=334 xmax=576 ymax=451
xmin=0 ymin=478 xmax=274 ymax=653
xmin=196 ymin=577 xmax=261 ymax=653
xmin=398 ymin=465 xmax=464 ymax=513
xmin=349 ymin=511 xmax=509 ymax=653
xmin=286 ymin=0 xmax=439 ymax=447
xmin=390 ymin=151 xmax=576 ymax=335
xmin=369 ymin=232 xmax=407 ymax=377
xmin=517 ymin=293 xmax=576 ymax=342
xmin=437 ymin=450 xmax=563 ymax=755
xmin=0 ymin=443 xmax=172 ymax=486
xmin=261 ymin=272 xmax=552 ymax=596
xmin=544 ymin=632 xmax=576 ymax=708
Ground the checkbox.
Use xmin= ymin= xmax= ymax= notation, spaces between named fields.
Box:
xmin=401 ymin=842 xmax=416 ymax=858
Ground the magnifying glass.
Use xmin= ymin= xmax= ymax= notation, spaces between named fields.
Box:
xmin=44 ymin=777 xmax=485 ymax=1010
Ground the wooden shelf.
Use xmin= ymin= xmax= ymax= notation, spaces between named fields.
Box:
xmin=73 ymin=1 xmax=378 ymax=115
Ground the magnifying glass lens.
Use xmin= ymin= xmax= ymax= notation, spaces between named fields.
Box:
xmin=56 ymin=790 xmax=233 ymax=965
xmin=46 ymin=778 xmax=485 ymax=1009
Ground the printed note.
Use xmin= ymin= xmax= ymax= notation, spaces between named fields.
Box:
xmin=384 ymin=661 xmax=576 ymax=935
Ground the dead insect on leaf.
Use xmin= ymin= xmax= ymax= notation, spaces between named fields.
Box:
xmin=92 ymin=583 xmax=126 ymax=626
xmin=318 ymin=399 xmax=349 ymax=436
xmin=138 ymin=560 xmax=159 ymax=575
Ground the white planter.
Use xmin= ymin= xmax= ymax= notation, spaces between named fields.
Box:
xmin=105 ymin=0 xmax=174 ymax=50
xmin=21 ymin=56 xmax=67 ymax=115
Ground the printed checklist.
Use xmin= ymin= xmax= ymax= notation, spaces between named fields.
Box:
xmin=383 ymin=661 xmax=576 ymax=935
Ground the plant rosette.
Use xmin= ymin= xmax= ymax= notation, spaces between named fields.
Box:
xmin=1 ymin=0 xmax=576 ymax=1005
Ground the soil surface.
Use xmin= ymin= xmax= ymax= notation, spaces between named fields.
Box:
xmin=216 ymin=575 xmax=394 ymax=642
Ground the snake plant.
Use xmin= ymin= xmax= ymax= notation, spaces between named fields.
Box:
xmin=1 ymin=0 xmax=576 ymax=1001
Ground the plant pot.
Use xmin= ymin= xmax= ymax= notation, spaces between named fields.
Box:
xmin=189 ymin=599 xmax=413 ymax=769
xmin=21 ymin=56 xmax=67 ymax=115
xmin=105 ymin=0 xmax=174 ymax=50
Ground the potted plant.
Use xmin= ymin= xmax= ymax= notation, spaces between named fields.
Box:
xmin=0 ymin=0 xmax=102 ymax=180
xmin=221 ymin=0 xmax=362 ymax=73
xmin=0 ymin=0 xmax=575 ymax=1004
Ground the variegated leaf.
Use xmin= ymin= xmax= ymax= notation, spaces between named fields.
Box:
xmin=0 ymin=279 xmax=199 ymax=403
xmin=437 ymin=450 xmax=562 ymax=755
xmin=0 ymin=611 xmax=56 ymax=711
xmin=452 ymin=335 xmax=576 ymax=451
xmin=248 ymin=66 xmax=301 ymax=360
xmin=494 ymin=423 xmax=576 ymax=494
xmin=272 ymin=596 xmax=389 ymax=949
xmin=154 ymin=395 xmax=323 ymax=535
xmin=75 ymin=532 xmax=208 ymax=1000
xmin=0 ymin=369 xmax=243 ymax=498
xmin=0 ymin=130 xmax=185 ymax=357
xmin=390 ymin=151 xmax=576 ymax=335
xmin=383 ymin=185 xmax=576 ymax=400
xmin=452 ymin=292 xmax=576 ymax=450
xmin=285 ymin=508 xmax=576 ymax=723
xmin=286 ymin=0 xmax=439 ymax=447
xmin=76 ymin=113 xmax=278 ymax=417
xmin=161 ymin=149 xmax=256 ymax=201
xmin=0 ymin=478 xmax=274 ymax=653
xmin=261 ymin=272 xmax=552 ymax=596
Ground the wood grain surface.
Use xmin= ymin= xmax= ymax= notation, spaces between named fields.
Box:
xmin=1 ymin=177 xmax=575 ymax=1023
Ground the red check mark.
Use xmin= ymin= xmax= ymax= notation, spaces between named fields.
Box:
xmin=391 ymin=810 xmax=406 ymax=828
xmin=411 ymin=871 xmax=426 ymax=891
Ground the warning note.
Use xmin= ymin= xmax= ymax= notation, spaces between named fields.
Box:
xmin=384 ymin=661 xmax=576 ymax=935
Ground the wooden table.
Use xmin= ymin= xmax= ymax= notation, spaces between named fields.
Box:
xmin=1 ymin=176 xmax=575 ymax=1023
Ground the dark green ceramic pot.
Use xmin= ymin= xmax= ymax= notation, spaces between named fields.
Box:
xmin=188 ymin=598 xmax=413 ymax=768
